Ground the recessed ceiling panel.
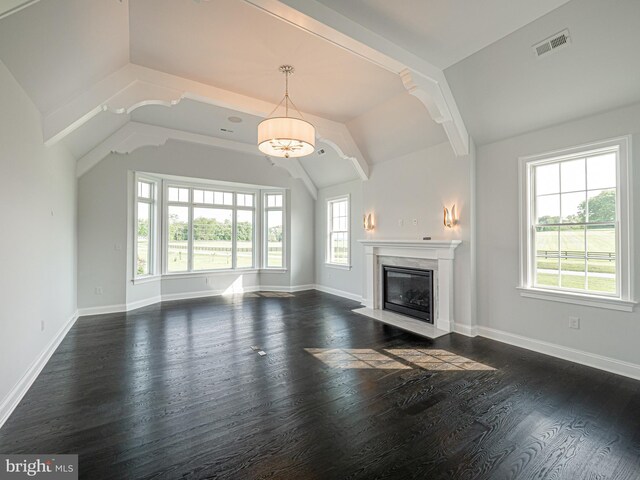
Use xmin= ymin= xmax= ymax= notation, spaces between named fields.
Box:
xmin=130 ymin=100 xmax=261 ymax=145
xmin=129 ymin=0 xmax=404 ymax=123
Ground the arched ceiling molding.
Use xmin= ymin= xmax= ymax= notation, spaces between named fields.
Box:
xmin=76 ymin=121 xmax=318 ymax=200
xmin=242 ymin=0 xmax=470 ymax=157
xmin=44 ymin=63 xmax=367 ymax=183
xmin=316 ymin=135 xmax=367 ymax=181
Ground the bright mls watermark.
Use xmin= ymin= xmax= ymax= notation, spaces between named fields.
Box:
xmin=0 ymin=455 xmax=77 ymax=479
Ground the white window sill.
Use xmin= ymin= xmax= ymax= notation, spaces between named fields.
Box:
xmin=132 ymin=275 xmax=161 ymax=285
xmin=137 ymin=268 xmax=288 ymax=282
xmin=325 ymin=263 xmax=352 ymax=271
xmin=517 ymin=286 xmax=636 ymax=312
xmin=161 ymin=269 xmax=262 ymax=280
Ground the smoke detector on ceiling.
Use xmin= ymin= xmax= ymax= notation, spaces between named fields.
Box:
xmin=533 ymin=29 xmax=571 ymax=58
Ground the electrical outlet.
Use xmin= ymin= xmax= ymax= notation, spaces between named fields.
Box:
xmin=205 ymin=277 xmax=209 ymax=285
xmin=569 ymin=316 xmax=580 ymax=329
xmin=95 ymin=287 xmax=103 ymax=295
xmin=412 ymin=218 xmax=418 ymax=226
xmin=40 ymin=320 xmax=45 ymax=331
xmin=398 ymin=219 xmax=404 ymax=227
xmin=114 ymin=243 xmax=122 ymax=251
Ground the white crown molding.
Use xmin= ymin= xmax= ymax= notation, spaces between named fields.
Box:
xmin=242 ymin=0 xmax=470 ymax=157
xmin=76 ymin=121 xmax=319 ymax=199
xmin=44 ymin=63 xmax=368 ymax=182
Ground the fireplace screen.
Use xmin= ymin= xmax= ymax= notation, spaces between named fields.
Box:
xmin=383 ymin=265 xmax=433 ymax=323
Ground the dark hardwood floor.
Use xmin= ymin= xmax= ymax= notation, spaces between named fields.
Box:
xmin=1 ymin=290 xmax=639 ymax=479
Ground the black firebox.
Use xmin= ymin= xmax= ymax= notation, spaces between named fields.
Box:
xmin=383 ymin=265 xmax=433 ymax=323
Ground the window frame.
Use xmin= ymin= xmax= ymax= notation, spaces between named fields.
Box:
xmin=161 ymin=180 xmax=260 ymax=275
xmin=133 ymin=174 xmax=158 ymax=279
xmin=326 ymin=194 xmax=351 ymax=269
xmin=518 ymin=136 xmax=635 ymax=311
xmin=262 ymin=190 xmax=286 ymax=270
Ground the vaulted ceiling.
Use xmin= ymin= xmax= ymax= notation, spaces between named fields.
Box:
xmin=0 ymin=0 xmax=637 ymax=192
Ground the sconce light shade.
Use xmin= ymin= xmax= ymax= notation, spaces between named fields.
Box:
xmin=363 ymin=213 xmax=375 ymax=231
xmin=444 ymin=205 xmax=457 ymax=228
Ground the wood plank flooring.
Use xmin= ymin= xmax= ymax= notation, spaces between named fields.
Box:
xmin=1 ymin=290 xmax=639 ymax=479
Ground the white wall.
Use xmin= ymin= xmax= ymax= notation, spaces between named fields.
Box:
xmin=77 ymin=141 xmax=315 ymax=311
xmin=476 ymin=102 xmax=640 ymax=367
xmin=0 ymin=60 xmax=77 ymax=413
xmin=315 ymin=141 xmax=475 ymax=329
xmin=315 ymin=180 xmax=364 ymax=299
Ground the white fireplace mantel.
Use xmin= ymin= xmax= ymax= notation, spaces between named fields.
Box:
xmin=358 ymin=239 xmax=461 ymax=334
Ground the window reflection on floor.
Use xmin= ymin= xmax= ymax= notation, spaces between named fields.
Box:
xmin=305 ymin=348 xmax=495 ymax=371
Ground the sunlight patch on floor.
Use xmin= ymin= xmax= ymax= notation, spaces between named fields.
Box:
xmin=305 ymin=348 xmax=495 ymax=371
xmin=385 ymin=349 xmax=495 ymax=371
xmin=304 ymin=348 xmax=410 ymax=369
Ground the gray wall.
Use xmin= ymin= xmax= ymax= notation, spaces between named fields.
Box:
xmin=476 ymin=101 xmax=640 ymax=366
xmin=315 ymin=180 xmax=364 ymax=298
xmin=315 ymin=141 xmax=475 ymax=329
xmin=0 ymin=60 xmax=77 ymax=408
xmin=78 ymin=141 xmax=315 ymax=310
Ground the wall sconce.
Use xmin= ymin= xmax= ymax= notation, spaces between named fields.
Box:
xmin=363 ymin=213 xmax=375 ymax=231
xmin=443 ymin=205 xmax=457 ymax=228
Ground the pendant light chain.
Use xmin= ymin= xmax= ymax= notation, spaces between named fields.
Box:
xmin=285 ymin=68 xmax=289 ymax=118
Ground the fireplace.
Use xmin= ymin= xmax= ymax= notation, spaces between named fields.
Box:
xmin=383 ymin=265 xmax=433 ymax=323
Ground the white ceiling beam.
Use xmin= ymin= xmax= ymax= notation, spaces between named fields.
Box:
xmin=243 ymin=0 xmax=470 ymax=156
xmin=44 ymin=63 xmax=368 ymax=181
xmin=76 ymin=121 xmax=318 ymax=200
xmin=0 ymin=0 xmax=40 ymax=20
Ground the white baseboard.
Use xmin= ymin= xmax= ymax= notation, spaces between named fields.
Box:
xmin=79 ymin=285 xmax=317 ymax=315
xmin=453 ymin=323 xmax=478 ymax=337
xmin=123 ymin=295 xmax=163 ymax=311
xmin=161 ymin=289 xmax=230 ymax=302
xmin=0 ymin=310 xmax=79 ymax=430
xmin=77 ymin=303 xmax=127 ymax=316
xmin=313 ymin=284 xmax=363 ymax=302
xmin=477 ymin=326 xmax=640 ymax=381
xmin=265 ymin=284 xmax=315 ymax=293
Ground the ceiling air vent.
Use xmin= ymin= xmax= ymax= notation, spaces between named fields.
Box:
xmin=533 ymin=29 xmax=571 ymax=58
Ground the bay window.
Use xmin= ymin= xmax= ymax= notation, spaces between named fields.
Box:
xmin=133 ymin=174 xmax=286 ymax=277
xmin=135 ymin=178 xmax=157 ymax=277
xmin=165 ymin=184 xmax=257 ymax=272
xmin=264 ymin=192 xmax=284 ymax=269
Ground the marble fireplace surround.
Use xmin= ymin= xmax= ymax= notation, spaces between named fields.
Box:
xmin=356 ymin=239 xmax=461 ymax=336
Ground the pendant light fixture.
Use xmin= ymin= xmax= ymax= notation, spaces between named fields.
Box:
xmin=258 ymin=65 xmax=315 ymax=159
